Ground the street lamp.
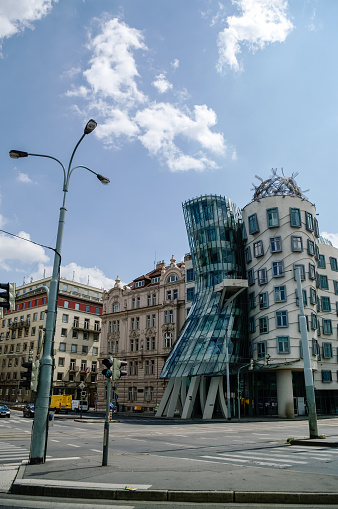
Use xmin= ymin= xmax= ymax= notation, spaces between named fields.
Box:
xmin=9 ymin=119 xmax=110 ymax=464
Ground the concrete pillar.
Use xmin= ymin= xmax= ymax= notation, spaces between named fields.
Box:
xmin=276 ymin=369 xmax=294 ymax=418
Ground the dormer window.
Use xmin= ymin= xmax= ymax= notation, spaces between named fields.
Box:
xmin=167 ymin=275 xmax=178 ymax=283
xmin=135 ymin=280 xmax=144 ymax=288
xmin=151 ymin=277 xmax=160 ymax=284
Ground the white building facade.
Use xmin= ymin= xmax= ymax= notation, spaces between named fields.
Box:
xmin=242 ymin=189 xmax=338 ymax=418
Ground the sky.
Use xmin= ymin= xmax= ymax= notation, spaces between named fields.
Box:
xmin=1 ymin=0 xmax=338 ymax=290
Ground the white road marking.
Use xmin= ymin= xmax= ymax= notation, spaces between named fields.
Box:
xmin=202 ymin=455 xmax=291 ymax=467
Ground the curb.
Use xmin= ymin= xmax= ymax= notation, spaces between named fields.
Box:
xmin=11 ymin=481 xmax=338 ymax=504
xmin=290 ymin=439 xmax=338 ymax=448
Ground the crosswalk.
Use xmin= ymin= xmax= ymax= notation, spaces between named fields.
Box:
xmin=200 ymin=445 xmax=338 ymax=470
xmin=0 ymin=442 xmax=29 ymax=465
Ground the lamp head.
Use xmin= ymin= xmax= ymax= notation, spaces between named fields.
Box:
xmin=97 ymin=174 xmax=110 ymax=185
xmin=84 ymin=119 xmax=97 ymax=135
xmin=9 ymin=150 xmax=28 ymax=159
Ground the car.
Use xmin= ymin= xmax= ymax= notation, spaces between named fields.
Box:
xmin=0 ymin=405 xmax=10 ymax=418
xmin=23 ymin=404 xmax=35 ymax=418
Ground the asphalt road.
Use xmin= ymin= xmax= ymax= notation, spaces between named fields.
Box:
xmin=1 ymin=411 xmax=338 ymax=477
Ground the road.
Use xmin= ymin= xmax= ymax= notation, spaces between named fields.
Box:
xmin=0 ymin=410 xmax=338 ymax=476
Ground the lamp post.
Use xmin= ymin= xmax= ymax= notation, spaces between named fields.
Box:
xmin=9 ymin=120 xmax=110 ymax=464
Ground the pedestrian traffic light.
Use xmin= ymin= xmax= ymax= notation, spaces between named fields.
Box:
xmin=20 ymin=361 xmax=33 ymax=389
xmin=30 ymin=360 xmax=40 ymax=391
xmin=264 ymin=354 xmax=271 ymax=366
xmin=102 ymin=358 xmax=113 ymax=378
xmin=0 ymin=283 xmax=16 ymax=311
xmin=112 ymin=358 xmax=127 ymax=380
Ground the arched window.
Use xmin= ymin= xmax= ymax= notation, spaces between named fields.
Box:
xmin=167 ymin=274 xmax=178 ymax=283
xmin=112 ymin=301 xmax=120 ymax=313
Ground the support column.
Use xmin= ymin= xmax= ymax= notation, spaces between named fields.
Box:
xmin=276 ymin=369 xmax=294 ymax=419
xmin=182 ymin=376 xmax=200 ymax=419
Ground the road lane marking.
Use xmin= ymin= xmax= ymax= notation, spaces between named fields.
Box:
xmin=202 ymin=455 xmax=291 ymax=467
xmin=50 ymin=439 xmax=60 ymax=442
xmin=90 ymin=449 xmax=101 ymax=453
xmin=67 ymin=444 xmax=81 ymax=448
xmin=46 ymin=457 xmax=81 ymax=461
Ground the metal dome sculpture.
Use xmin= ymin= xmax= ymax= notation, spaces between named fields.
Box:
xmin=252 ymin=168 xmax=308 ymax=201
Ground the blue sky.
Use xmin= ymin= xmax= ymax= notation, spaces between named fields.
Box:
xmin=1 ymin=0 xmax=337 ymax=290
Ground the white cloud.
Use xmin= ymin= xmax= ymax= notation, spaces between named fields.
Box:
xmin=0 ymin=0 xmax=57 ymax=52
xmin=0 ymin=231 xmax=50 ymax=272
xmin=217 ymin=0 xmax=294 ymax=72
xmin=171 ymin=59 xmax=180 ymax=69
xmin=68 ymin=17 xmax=228 ymax=172
xmin=16 ymin=172 xmax=33 ymax=184
xmin=0 ymin=214 xmax=7 ymax=229
xmin=321 ymin=232 xmax=338 ymax=249
xmin=135 ymin=103 xmax=226 ymax=171
xmin=152 ymin=73 xmax=173 ymax=94
xmin=82 ymin=18 xmax=147 ymax=108
xmin=30 ymin=262 xmax=119 ymax=290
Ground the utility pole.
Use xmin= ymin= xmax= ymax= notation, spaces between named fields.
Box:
xmin=295 ymin=267 xmax=319 ymax=438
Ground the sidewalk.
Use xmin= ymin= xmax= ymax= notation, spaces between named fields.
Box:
xmin=10 ymin=436 xmax=338 ymax=505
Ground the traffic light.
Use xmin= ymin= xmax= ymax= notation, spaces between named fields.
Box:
xmin=0 ymin=283 xmax=16 ymax=311
xmin=20 ymin=362 xmax=33 ymax=389
xmin=102 ymin=358 xmax=113 ymax=378
xmin=264 ymin=354 xmax=271 ymax=366
xmin=30 ymin=360 xmax=40 ymax=391
xmin=112 ymin=358 xmax=127 ymax=381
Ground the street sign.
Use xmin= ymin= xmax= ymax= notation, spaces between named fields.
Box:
xmin=115 ymin=394 xmax=118 ymax=400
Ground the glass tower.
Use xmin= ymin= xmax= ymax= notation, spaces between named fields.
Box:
xmin=161 ymin=195 xmax=248 ymax=380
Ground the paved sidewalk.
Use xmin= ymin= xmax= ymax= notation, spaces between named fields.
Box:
xmin=9 ymin=437 xmax=338 ymax=505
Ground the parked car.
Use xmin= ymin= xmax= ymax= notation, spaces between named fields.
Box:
xmin=0 ymin=405 xmax=10 ymax=418
xmin=23 ymin=404 xmax=35 ymax=418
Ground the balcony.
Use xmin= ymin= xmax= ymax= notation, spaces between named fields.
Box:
xmin=72 ymin=321 xmax=101 ymax=333
xmin=8 ymin=320 xmax=29 ymax=329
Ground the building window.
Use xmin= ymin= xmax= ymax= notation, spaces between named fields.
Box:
xmin=321 ymin=296 xmax=331 ymax=312
xmin=146 ymin=315 xmax=150 ymax=328
xmin=272 ymin=261 xmax=284 ymax=277
xmin=187 ymin=287 xmax=195 ymax=301
xmin=151 ymin=314 xmax=156 ymax=327
xmin=270 ymin=236 xmax=282 ymax=253
xmin=322 ymin=342 xmax=333 ymax=358
xmin=307 ymin=240 xmax=315 ymax=256
xmin=152 ymin=294 xmax=157 ymax=306
xmin=267 ymin=207 xmax=279 ymax=228
xmin=247 ymin=269 xmax=255 ymax=286
xmin=276 ymin=310 xmax=288 ymax=327
xmin=249 ymin=316 xmax=255 ymax=333
xmin=291 ymin=236 xmax=303 ymax=252
xmin=164 ymin=332 xmax=173 ymax=348
xmin=310 ymin=313 xmax=317 ymax=330
xmin=277 ymin=336 xmax=290 ymax=354
xmin=164 ymin=310 xmax=173 ymax=324
xmin=64 ymin=301 xmax=69 ymax=309
xmin=82 ymin=346 xmax=88 ymax=355
xmin=257 ymin=341 xmax=267 ymax=359
xmin=135 ymin=280 xmax=145 ymax=288
xmin=290 ymin=207 xmax=301 ymax=227
xmin=59 ymin=342 xmax=66 ymax=352
xmin=151 ymin=276 xmax=160 ymax=284
xmin=318 ymin=254 xmax=326 ymax=269
xmin=57 ymin=373 xmax=63 ymax=381
xmin=86 ymin=305 xmax=90 ymax=313
xmin=249 ymin=292 xmax=256 ymax=309
xmin=248 ymin=213 xmax=259 ymax=234
xmin=93 ymin=347 xmax=98 ymax=355
xmin=131 ymin=298 xmax=135 ymax=309
xmin=257 ymin=268 xmax=267 ymax=285
xmin=308 ymin=263 xmax=316 ymax=280
xmin=186 ymin=269 xmax=194 ymax=281
xmin=305 ymin=211 xmax=314 ymax=232
xmin=274 ymin=285 xmax=287 ymax=303
xmin=294 ymin=264 xmax=305 ymax=281
xmin=167 ymin=290 xmax=172 ymax=300
xmin=113 ymin=302 xmax=120 ymax=313
xmin=321 ymin=370 xmax=332 ymax=383
xmin=244 ymin=246 xmax=252 ymax=263
xmin=137 ymin=297 xmax=140 ymax=308
xmin=310 ymin=287 xmax=316 ymax=304
xmin=75 ymin=303 xmax=80 ymax=311
xmin=58 ymin=358 xmax=64 ymax=367
xmin=259 ymin=292 xmax=269 ymax=309
xmin=334 ymin=281 xmax=338 ymax=295
xmin=259 ymin=316 xmax=269 ymax=334
xmin=253 ymin=241 xmax=264 ymax=258
xmin=319 ymin=275 xmax=329 ymax=290
xmin=136 ymin=317 xmax=140 ymax=330
xmin=323 ymin=319 xmax=333 ymax=335
xmin=71 ymin=344 xmax=77 ymax=353
xmin=62 ymin=314 xmax=68 ymax=323
xmin=130 ymin=318 xmax=135 ymax=330
xmin=330 ymin=257 xmax=338 ymax=272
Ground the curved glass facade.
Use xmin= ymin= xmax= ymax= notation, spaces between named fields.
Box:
xmin=161 ymin=195 xmax=248 ymax=379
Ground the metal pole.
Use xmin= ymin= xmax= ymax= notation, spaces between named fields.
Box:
xmin=102 ymin=379 xmax=111 ymax=466
xmin=30 ymin=205 xmax=65 ymax=463
xmin=295 ymin=267 xmax=319 ymax=438
xmin=226 ymin=334 xmax=231 ymax=420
